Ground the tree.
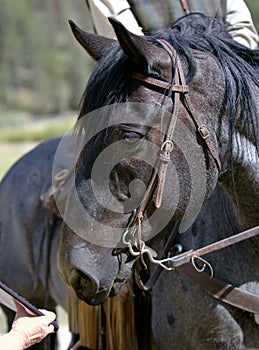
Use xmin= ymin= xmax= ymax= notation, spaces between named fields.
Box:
xmin=0 ymin=0 xmax=94 ymax=115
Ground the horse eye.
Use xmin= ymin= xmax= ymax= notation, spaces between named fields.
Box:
xmin=123 ymin=132 xmax=142 ymax=145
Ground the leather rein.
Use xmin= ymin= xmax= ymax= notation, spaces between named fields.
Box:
xmin=122 ymin=39 xmax=259 ymax=314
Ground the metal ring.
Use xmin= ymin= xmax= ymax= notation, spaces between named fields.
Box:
xmin=161 ymin=140 xmax=174 ymax=152
xmin=191 ymin=255 xmax=214 ymax=278
xmin=54 ymin=169 xmax=69 ymax=181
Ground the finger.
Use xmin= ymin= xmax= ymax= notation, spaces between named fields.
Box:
xmin=47 ymin=324 xmax=55 ymax=334
xmin=38 ymin=310 xmax=56 ymax=322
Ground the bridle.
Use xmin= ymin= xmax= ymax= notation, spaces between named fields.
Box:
xmin=116 ymin=39 xmax=259 ymax=313
xmin=120 ymin=38 xmax=221 ymax=258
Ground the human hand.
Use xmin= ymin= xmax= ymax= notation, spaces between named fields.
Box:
xmin=10 ymin=300 xmax=56 ymax=349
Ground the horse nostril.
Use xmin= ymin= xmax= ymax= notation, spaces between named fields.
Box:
xmin=69 ymin=269 xmax=99 ymax=300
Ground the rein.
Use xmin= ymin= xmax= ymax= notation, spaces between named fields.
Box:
xmin=121 ymin=39 xmax=259 ymax=313
xmin=134 ymin=223 xmax=259 ymax=314
xmin=170 ymin=225 xmax=259 ymax=314
xmin=168 ymin=225 xmax=259 ymax=269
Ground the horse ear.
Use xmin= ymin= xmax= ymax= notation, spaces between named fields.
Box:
xmin=108 ymin=17 xmax=162 ymax=67
xmin=68 ymin=20 xmax=116 ymax=61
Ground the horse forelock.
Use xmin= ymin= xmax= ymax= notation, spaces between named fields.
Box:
xmin=78 ymin=14 xmax=259 ymax=155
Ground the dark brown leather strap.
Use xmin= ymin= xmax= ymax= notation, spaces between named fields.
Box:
xmin=177 ymin=263 xmax=259 ymax=314
xmin=184 ymin=96 xmax=222 ymax=171
xmin=130 ymin=39 xmax=187 ymax=226
xmin=132 ymin=73 xmax=188 ymax=93
xmin=159 ymin=39 xmax=222 ymax=171
xmin=169 ymin=225 xmax=259 ymax=268
xmin=138 ymin=225 xmax=259 ymax=313
xmin=133 ymin=39 xmax=222 ymax=172
xmin=170 ymin=225 xmax=259 ymax=313
xmin=0 ymin=281 xmax=59 ymax=330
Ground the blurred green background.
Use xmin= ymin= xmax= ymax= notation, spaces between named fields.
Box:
xmin=0 ymin=0 xmax=96 ymax=178
xmin=0 ymin=0 xmax=95 ymax=115
xmin=0 ymin=0 xmax=258 ymax=179
xmin=247 ymin=0 xmax=259 ymax=30
xmin=1 ymin=0 xmax=257 ymax=117
xmin=0 ymin=0 xmax=258 ymax=342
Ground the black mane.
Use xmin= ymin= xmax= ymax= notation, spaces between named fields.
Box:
xmin=79 ymin=14 xmax=259 ymax=154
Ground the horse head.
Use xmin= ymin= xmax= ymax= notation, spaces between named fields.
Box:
xmin=57 ymin=15 xmax=259 ymax=305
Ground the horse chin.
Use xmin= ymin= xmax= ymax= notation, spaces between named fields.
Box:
xmin=76 ymin=289 xmax=110 ymax=306
xmin=68 ymin=259 xmax=134 ymax=305
xmin=73 ymin=280 xmax=127 ymax=305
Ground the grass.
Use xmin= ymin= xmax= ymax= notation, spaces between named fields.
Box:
xmin=0 ymin=112 xmax=77 ymax=179
xmin=0 ymin=110 xmax=33 ymax=125
xmin=0 ymin=142 xmax=39 ymax=179
xmin=0 ymin=112 xmax=76 ymax=143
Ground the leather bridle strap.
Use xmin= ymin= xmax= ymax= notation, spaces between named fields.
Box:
xmin=139 ymin=225 xmax=259 ymax=313
xmin=129 ymin=39 xmax=187 ymax=236
xmin=139 ymin=260 xmax=259 ymax=314
xmin=169 ymin=225 xmax=259 ymax=268
xmin=133 ymin=40 xmax=221 ymax=173
xmin=132 ymin=39 xmax=188 ymax=209
xmin=162 ymin=40 xmax=222 ymax=172
xmin=129 ymin=38 xmax=221 ymax=257
xmin=183 ymin=95 xmax=222 ymax=172
xmin=177 ymin=263 xmax=259 ymax=314
xmin=172 ymin=225 xmax=259 ymax=313
xmin=132 ymin=72 xmax=188 ymax=93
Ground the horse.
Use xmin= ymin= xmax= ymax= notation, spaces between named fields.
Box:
xmin=57 ymin=13 xmax=259 ymax=349
xmin=0 ymin=140 xmax=256 ymax=350
xmin=0 ymin=137 xmax=68 ymax=350
xmin=0 ymin=140 xmax=254 ymax=350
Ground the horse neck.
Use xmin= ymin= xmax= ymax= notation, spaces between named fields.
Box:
xmin=219 ymin=133 xmax=259 ymax=230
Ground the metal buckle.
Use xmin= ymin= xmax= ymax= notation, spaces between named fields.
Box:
xmin=198 ymin=125 xmax=210 ymax=139
xmin=161 ymin=140 xmax=174 ymax=152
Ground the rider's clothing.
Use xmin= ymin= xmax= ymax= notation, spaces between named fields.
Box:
xmin=86 ymin=0 xmax=259 ymax=49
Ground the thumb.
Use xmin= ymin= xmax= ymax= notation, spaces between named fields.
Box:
xmin=13 ymin=299 xmax=34 ymax=318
